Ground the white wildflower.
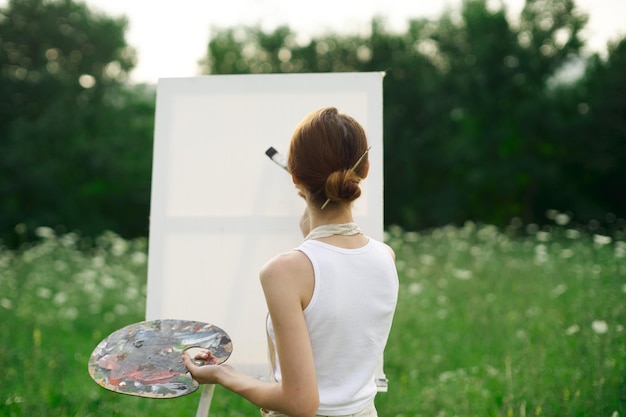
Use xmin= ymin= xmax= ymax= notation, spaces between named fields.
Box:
xmin=565 ymin=324 xmax=580 ymax=335
xmin=536 ymin=231 xmax=550 ymax=242
xmin=555 ymin=213 xmax=570 ymax=226
xmin=114 ymin=304 xmax=129 ymax=315
xmin=591 ymin=320 xmax=608 ymax=334
xmin=124 ymin=286 xmax=139 ymax=300
xmin=408 ymin=282 xmax=422 ymax=295
xmin=593 ymin=234 xmax=612 ymax=246
xmin=92 ymin=256 xmax=105 ymax=268
xmin=61 ymin=307 xmax=79 ymax=320
xmin=59 ymin=232 xmax=79 ymax=247
xmin=5 ymin=396 xmax=24 ymax=405
xmin=565 ymin=229 xmax=581 ymax=239
xmin=477 ymin=224 xmax=498 ymax=240
xmin=453 ymin=269 xmax=473 ymax=280
xmin=111 ymin=238 xmax=129 ymax=256
xmin=485 ymin=365 xmax=499 ymax=376
xmin=0 ymin=298 xmax=12 ymax=309
xmin=534 ymin=244 xmax=548 ymax=264
xmin=36 ymin=287 xmax=52 ymax=299
xmin=439 ymin=370 xmax=456 ymax=382
xmin=419 ymin=254 xmax=435 ymax=266
xmin=100 ymin=275 xmax=116 ymax=289
xmin=525 ymin=306 xmax=541 ymax=317
xmin=550 ymin=284 xmax=567 ymax=298
xmin=131 ymin=251 xmax=147 ymax=265
xmin=53 ymin=292 xmax=68 ymax=305
xmin=34 ymin=226 xmax=55 ymax=238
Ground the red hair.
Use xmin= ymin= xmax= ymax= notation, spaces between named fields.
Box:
xmin=288 ymin=107 xmax=369 ymax=209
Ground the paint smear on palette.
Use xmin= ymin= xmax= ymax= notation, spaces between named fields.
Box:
xmin=88 ymin=319 xmax=233 ymax=398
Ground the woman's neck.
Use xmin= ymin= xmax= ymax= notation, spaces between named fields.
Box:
xmin=307 ymin=204 xmax=354 ymax=230
xmin=304 ymin=204 xmax=368 ymax=246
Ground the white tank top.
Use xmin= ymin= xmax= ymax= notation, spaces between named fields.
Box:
xmin=267 ymin=238 xmax=399 ymax=415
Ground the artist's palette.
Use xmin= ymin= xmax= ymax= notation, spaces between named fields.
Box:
xmin=88 ymin=319 xmax=232 ymax=398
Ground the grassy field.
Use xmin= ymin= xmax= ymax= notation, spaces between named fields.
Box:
xmin=1 ymin=219 xmax=625 ymax=416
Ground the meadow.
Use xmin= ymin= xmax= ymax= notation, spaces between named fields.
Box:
xmin=1 ymin=216 xmax=624 ymax=416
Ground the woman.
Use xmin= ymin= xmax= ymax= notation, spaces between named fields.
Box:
xmin=183 ymin=107 xmax=399 ymax=417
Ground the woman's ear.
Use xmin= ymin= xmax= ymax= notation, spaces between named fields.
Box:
xmin=292 ymin=175 xmax=307 ymax=199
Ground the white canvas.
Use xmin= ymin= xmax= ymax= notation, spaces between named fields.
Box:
xmin=147 ymin=72 xmax=385 ymax=380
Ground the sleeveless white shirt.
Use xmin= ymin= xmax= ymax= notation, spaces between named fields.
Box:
xmin=266 ymin=238 xmax=399 ymax=415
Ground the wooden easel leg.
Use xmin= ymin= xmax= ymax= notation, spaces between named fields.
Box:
xmin=195 ymin=384 xmax=215 ymax=417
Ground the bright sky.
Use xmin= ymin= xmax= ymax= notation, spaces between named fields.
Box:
xmin=3 ymin=0 xmax=626 ymax=83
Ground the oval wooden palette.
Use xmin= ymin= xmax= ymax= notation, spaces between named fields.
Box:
xmin=88 ymin=319 xmax=232 ymax=398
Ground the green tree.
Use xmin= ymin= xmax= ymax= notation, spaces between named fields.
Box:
xmin=552 ymin=38 xmax=626 ymax=227
xmin=0 ymin=0 xmax=151 ymax=245
xmin=200 ymin=0 xmax=625 ymax=231
xmin=410 ymin=0 xmax=587 ymax=227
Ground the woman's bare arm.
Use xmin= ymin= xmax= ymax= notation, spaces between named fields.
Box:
xmin=182 ymin=250 xmax=318 ymax=417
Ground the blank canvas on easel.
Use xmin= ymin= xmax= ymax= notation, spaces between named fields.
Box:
xmin=146 ymin=72 xmax=385 ymax=380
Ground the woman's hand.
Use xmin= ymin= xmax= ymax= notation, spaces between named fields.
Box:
xmin=181 ymin=349 xmax=231 ymax=385
xmin=182 ymin=337 xmax=318 ymax=417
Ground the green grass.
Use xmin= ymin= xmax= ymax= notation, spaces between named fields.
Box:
xmin=1 ymin=221 xmax=625 ymax=416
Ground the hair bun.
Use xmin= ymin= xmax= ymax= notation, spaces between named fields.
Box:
xmin=324 ymin=170 xmax=362 ymax=204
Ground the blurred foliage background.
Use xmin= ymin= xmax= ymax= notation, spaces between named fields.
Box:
xmin=1 ymin=0 xmax=625 ymax=246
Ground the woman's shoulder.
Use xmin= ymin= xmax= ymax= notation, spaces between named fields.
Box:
xmin=260 ymin=249 xmax=312 ymax=283
xmin=260 ymin=249 xmax=315 ymax=308
xmin=363 ymin=237 xmax=397 ymax=261
xmin=380 ymin=241 xmax=396 ymax=261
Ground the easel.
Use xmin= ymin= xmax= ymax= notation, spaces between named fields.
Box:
xmin=196 ymin=386 xmax=215 ymax=417
xmin=146 ymin=73 xmax=386 ymax=416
